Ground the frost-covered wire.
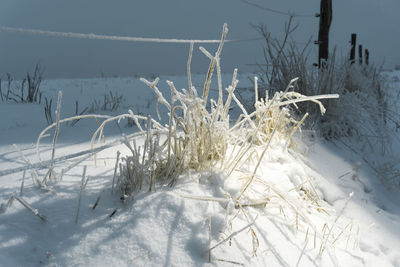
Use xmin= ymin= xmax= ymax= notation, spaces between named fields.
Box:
xmin=0 ymin=26 xmax=225 ymax=44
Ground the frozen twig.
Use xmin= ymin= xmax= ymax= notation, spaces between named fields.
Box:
xmin=20 ymin=170 xmax=26 ymax=196
xmin=296 ymin=240 xmax=308 ymax=267
xmin=202 ymin=219 xmax=255 ymax=255
xmin=0 ymin=195 xmax=15 ymax=213
xmin=112 ymin=151 xmax=121 ymax=194
xmin=273 ymin=93 xmax=339 ymax=115
xmin=254 ymin=76 xmax=259 ymax=104
xmin=92 ymin=195 xmax=101 ymax=210
xmin=202 ymin=23 xmax=228 ymax=102
xmin=285 ymin=112 xmax=309 ymax=148
xmin=75 ymin=166 xmax=89 ymax=224
xmin=214 ymin=258 xmax=244 ymax=266
xmin=179 ymin=194 xmax=229 ymax=203
xmin=13 ymin=195 xmax=46 ymax=222
xmin=109 ymin=208 xmax=118 ymax=218
xmin=319 ymin=192 xmax=354 ymax=256
xmin=60 ymin=152 xmax=94 ymax=180
xmin=236 ymin=110 xmax=285 ymax=201
xmin=47 ymin=91 xmax=62 ymax=182
xmin=13 ymin=144 xmax=41 ymax=187
xmin=2 ymin=136 xmax=141 ymax=178
xmin=208 ymin=216 xmax=212 ymax=262
xmin=36 ymin=113 xmax=112 ymax=161
xmin=187 ymin=41 xmax=194 ymax=95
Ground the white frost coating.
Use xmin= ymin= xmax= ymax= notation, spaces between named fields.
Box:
xmin=0 ymin=26 xmax=225 ymax=44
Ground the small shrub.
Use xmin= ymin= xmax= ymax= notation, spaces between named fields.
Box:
xmin=44 ymin=97 xmax=53 ymax=125
xmin=69 ymin=101 xmax=89 ymax=127
xmin=0 ymin=64 xmax=43 ymax=104
xmin=26 ymin=64 xmax=43 ymax=103
xmin=88 ymin=91 xmax=124 ymax=113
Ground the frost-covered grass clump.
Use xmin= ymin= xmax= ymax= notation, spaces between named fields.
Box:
xmin=112 ymin=24 xmax=338 ymax=197
xmin=254 ymin=20 xmax=399 ymax=187
xmin=109 ymin=24 xmax=350 ymax=262
xmin=318 ymin=63 xmax=400 ymax=186
xmin=254 ymin=18 xmax=389 ymax=139
xmin=320 ymin=62 xmax=387 ymax=139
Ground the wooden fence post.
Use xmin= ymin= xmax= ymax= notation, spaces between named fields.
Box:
xmin=318 ymin=0 xmax=333 ymax=68
xmin=358 ymin=44 xmax=363 ymax=65
xmin=350 ymin=33 xmax=356 ymax=64
xmin=365 ymin=49 xmax=370 ymax=65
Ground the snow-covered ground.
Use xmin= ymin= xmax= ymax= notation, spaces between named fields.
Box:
xmin=1 ymin=72 xmax=400 ymax=266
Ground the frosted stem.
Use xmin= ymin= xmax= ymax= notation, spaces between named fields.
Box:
xmin=187 ymin=42 xmax=194 ymax=95
xmin=48 ymin=91 xmax=63 ymax=182
xmin=112 ymin=151 xmax=121 ymax=194
xmin=203 ymin=219 xmax=255 ymax=255
xmin=75 ymin=166 xmax=88 ymax=224
xmin=13 ymin=195 xmax=46 ymax=222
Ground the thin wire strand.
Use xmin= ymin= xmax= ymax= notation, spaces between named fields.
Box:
xmin=0 ymin=26 xmax=224 ymax=44
xmin=0 ymin=26 xmax=271 ymax=44
xmin=240 ymin=0 xmax=316 ymax=18
xmin=0 ymin=26 xmax=314 ymax=46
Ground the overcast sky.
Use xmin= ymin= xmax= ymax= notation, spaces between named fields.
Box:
xmin=0 ymin=0 xmax=399 ymax=79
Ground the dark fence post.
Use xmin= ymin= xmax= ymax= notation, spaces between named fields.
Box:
xmin=318 ymin=0 xmax=332 ymax=68
xmin=358 ymin=44 xmax=363 ymax=65
xmin=365 ymin=49 xmax=370 ymax=65
xmin=350 ymin=33 xmax=356 ymax=64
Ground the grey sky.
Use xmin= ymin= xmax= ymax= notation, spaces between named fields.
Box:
xmin=0 ymin=0 xmax=398 ymax=79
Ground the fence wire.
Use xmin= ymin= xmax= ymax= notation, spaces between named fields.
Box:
xmin=0 ymin=26 xmax=225 ymax=44
xmin=0 ymin=26 xmax=313 ymax=47
xmin=240 ymin=0 xmax=316 ymax=18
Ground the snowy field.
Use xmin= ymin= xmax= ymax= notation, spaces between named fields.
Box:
xmin=1 ymin=71 xmax=400 ymax=267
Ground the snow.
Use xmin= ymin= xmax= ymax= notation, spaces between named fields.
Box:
xmin=1 ymin=72 xmax=400 ymax=266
